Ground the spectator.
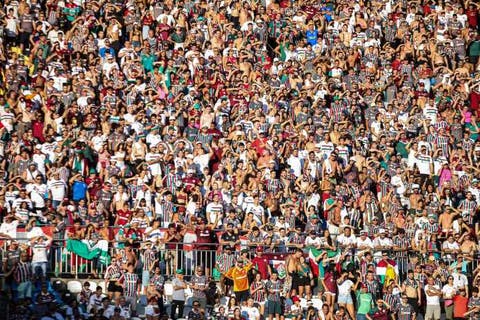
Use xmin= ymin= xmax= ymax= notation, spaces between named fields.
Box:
xmin=425 ymin=277 xmax=442 ymax=320
xmin=0 ymin=0 xmax=480 ymax=318
xmin=225 ymin=259 xmax=253 ymax=303
xmin=171 ymin=268 xmax=187 ymax=320
xmin=30 ymin=234 xmax=52 ymax=280
xmin=191 ymin=265 xmax=208 ymax=309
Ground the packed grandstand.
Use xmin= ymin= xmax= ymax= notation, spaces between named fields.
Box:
xmin=0 ymin=0 xmax=480 ymax=319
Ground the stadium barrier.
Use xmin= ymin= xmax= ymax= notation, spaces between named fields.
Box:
xmin=1 ymin=239 xmax=477 ymax=280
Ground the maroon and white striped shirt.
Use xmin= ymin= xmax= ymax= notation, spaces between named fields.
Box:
xmin=104 ymin=263 xmax=123 ymax=281
xmin=142 ymin=249 xmax=156 ymax=271
xmin=121 ymin=272 xmax=139 ymax=297
xmin=14 ymin=261 xmax=32 ymax=283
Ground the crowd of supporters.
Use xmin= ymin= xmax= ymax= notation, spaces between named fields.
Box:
xmin=1 ymin=0 xmax=480 ymax=319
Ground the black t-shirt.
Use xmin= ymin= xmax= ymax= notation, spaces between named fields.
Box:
xmin=188 ymin=310 xmax=203 ymax=320
xmin=5 ymin=248 xmax=20 ymax=269
xmin=37 ymin=292 xmax=55 ymax=304
xmin=221 ymin=231 xmax=238 ymax=244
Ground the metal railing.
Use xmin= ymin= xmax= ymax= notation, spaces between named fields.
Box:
xmin=2 ymin=234 xmax=479 ymax=281
xmin=46 ymin=244 xmax=480 ymax=281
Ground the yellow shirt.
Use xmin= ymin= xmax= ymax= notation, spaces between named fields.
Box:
xmin=225 ymin=263 xmax=252 ymax=292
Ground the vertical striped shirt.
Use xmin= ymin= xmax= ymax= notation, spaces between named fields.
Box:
xmin=142 ymin=249 xmax=156 ymax=271
xmin=122 ymin=272 xmax=139 ymax=297
xmin=216 ymin=253 xmax=236 ymax=273
xmin=165 ymin=174 xmax=179 ymax=195
xmin=14 ymin=261 xmax=32 ymax=283
xmin=104 ymin=263 xmax=123 ymax=281
xmin=397 ymin=303 xmax=414 ymax=320
xmin=265 ymin=280 xmax=282 ymax=302
xmin=459 ymin=199 xmax=477 ymax=223
xmin=424 ymin=222 xmax=440 ymax=234
xmin=266 ymin=179 xmax=282 ymax=194
xmin=435 ymin=135 xmax=449 ymax=156
xmin=160 ymin=200 xmax=174 ymax=225
xmin=413 ymin=273 xmax=426 ymax=289
xmin=393 ymin=235 xmax=409 ymax=257
xmin=365 ymin=280 xmax=380 ymax=297
xmin=383 ymin=292 xmax=400 ymax=313
xmin=250 ymin=280 xmax=266 ymax=303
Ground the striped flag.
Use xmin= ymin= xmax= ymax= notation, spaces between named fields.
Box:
xmin=308 ymin=248 xmax=339 ymax=278
xmin=376 ymin=259 xmax=398 ymax=284
xmin=271 ymin=260 xmax=286 ymax=279
xmin=308 ymin=248 xmax=323 ymax=278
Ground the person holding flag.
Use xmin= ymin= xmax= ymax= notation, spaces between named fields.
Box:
xmin=376 ymin=251 xmax=398 ymax=285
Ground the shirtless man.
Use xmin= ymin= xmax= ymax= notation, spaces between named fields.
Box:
xmin=123 ymin=245 xmax=138 ymax=269
xmin=351 ymin=149 xmax=366 ymax=171
xmin=68 ymin=219 xmax=86 ymax=239
xmin=438 ymin=207 xmax=459 ymax=237
xmin=459 ymin=233 xmax=478 ymax=259
xmin=402 ymin=270 xmax=422 ymax=315
xmin=322 ymin=152 xmax=342 ymax=179
xmin=408 ymin=186 xmax=423 ymax=216
xmin=285 ymin=248 xmax=303 ymax=297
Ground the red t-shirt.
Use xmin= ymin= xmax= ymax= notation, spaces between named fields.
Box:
xmin=467 ymin=9 xmax=478 ymax=28
xmin=470 ymin=91 xmax=480 ymax=116
xmin=252 ymin=256 xmax=270 ymax=279
xmin=196 ymin=227 xmax=215 ymax=249
xmin=125 ymin=228 xmax=143 ymax=241
xmin=453 ymin=294 xmax=468 ymax=318
xmin=251 ymin=138 xmax=268 ymax=156
xmin=116 ymin=210 xmax=132 ymax=226
xmin=323 ymin=271 xmax=337 ymax=293
xmin=183 ymin=176 xmax=200 ymax=192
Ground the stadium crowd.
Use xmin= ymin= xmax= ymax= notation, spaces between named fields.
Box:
xmin=0 ymin=0 xmax=480 ymax=319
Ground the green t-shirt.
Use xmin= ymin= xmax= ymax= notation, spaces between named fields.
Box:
xmin=470 ymin=40 xmax=480 ymax=56
xmin=141 ymin=53 xmax=156 ymax=72
xmin=357 ymin=291 xmax=373 ymax=315
xmin=465 ymin=123 xmax=479 ymax=141
xmin=396 ymin=141 xmax=408 ymax=158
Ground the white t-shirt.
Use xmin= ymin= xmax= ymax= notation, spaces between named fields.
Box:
xmin=442 ymin=241 xmax=459 ymax=251
xmin=287 ymin=155 xmax=302 ymax=177
xmin=415 ymin=154 xmax=432 ymax=175
xmin=425 ymin=284 xmax=441 ymax=305
xmin=316 ymin=141 xmax=335 ymax=159
xmin=47 ymin=178 xmax=67 ymax=201
xmin=391 ymin=175 xmax=405 ymax=195
xmin=373 ymin=237 xmax=393 ymax=249
xmin=182 ymin=231 xmax=197 ymax=260
xmin=337 ymin=279 xmax=354 ymax=296
xmin=337 ymin=234 xmax=357 ymax=247
xmin=145 ymin=304 xmax=160 ymax=316
xmin=31 ymin=240 xmax=51 ymax=263
xmin=305 ymin=236 xmax=323 ymax=247
xmin=194 ymin=153 xmax=210 ymax=173
xmin=144 ymin=227 xmax=163 ymax=243
xmin=242 ymin=306 xmax=260 ymax=320
xmin=26 ymin=183 xmax=47 ymax=208
xmin=356 ymin=237 xmax=374 ymax=249
xmin=32 ymin=154 xmax=46 ymax=175
xmin=145 ymin=152 xmax=162 ymax=176
xmin=0 ymin=220 xmax=18 ymax=239
xmin=91 ymin=135 xmax=106 ymax=152
xmin=441 ymin=284 xmax=455 ymax=299
xmin=452 ymin=272 xmax=468 ymax=290
xmin=423 ymin=105 xmax=438 ymax=124
xmin=206 ymin=202 xmax=224 ymax=226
